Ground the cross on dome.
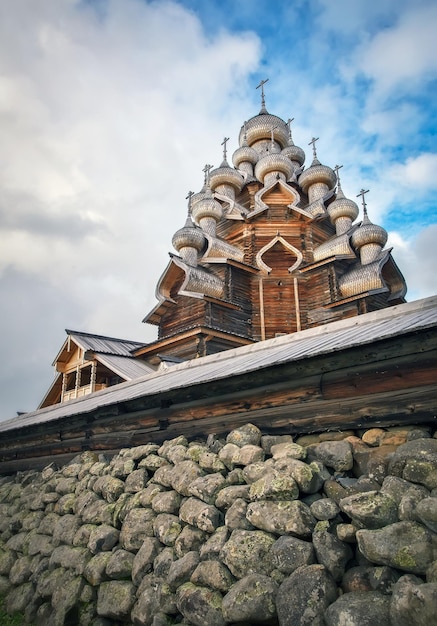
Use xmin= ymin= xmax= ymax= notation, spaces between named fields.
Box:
xmin=185 ymin=191 xmax=194 ymax=213
xmin=333 ymin=164 xmax=343 ymax=185
xmin=221 ymin=137 xmax=230 ymax=162
xmin=308 ymin=136 xmax=319 ymax=160
xmin=256 ymin=78 xmax=269 ymax=113
xmin=357 ymin=188 xmax=369 ymax=217
xmin=202 ymin=163 xmax=214 ymax=184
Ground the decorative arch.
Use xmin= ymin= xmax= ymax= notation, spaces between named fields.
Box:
xmin=256 ymin=234 xmax=303 ymax=274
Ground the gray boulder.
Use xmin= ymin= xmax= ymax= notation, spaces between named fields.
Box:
xmin=325 ymin=590 xmax=390 ymax=625
xmin=276 ymin=564 xmax=337 ymax=626
xmin=356 ymin=521 xmax=434 ymax=574
xmin=222 ymin=573 xmax=278 ymax=623
xmin=176 ymin=582 xmax=225 ymax=626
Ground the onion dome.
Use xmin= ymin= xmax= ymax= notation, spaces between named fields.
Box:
xmin=232 ymin=123 xmax=259 ymax=170
xmin=351 ymin=190 xmax=388 ymax=265
xmin=298 ymin=138 xmax=336 ymax=203
xmin=191 ymin=185 xmax=223 ymax=236
xmin=210 ymin=138 xmax=244 ymax=196
xmin=239 ymin=112 xmax=289 ymax=150
xmin=327 ymin=166 xmax=359 ymax=235
xmin=281 ymin=119 xmax=305 ymax=166
xmin=255 ymin=151 xmax=294 ymax=185
xmin=172 ymin=216 xmax=205 ymax=253
xmin=172 ymin=194 xmax=206 ymax=266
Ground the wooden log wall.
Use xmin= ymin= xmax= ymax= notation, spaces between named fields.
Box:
xmin=1 ymin=327 xmax=436 ymax=474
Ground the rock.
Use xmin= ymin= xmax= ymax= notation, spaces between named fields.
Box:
xmin=105 ymin=548 xmax=134 ymax=580
xmin=9 ymin=555 xmax=32 ymax=585
xmin=188 ymin=473 xmax=227 ymax=505
xmin=139 ymin=483 xmax=166 ymax=507
xmin=83 ymin=552 xmax=112 ymax=585
xmin=388 ymin=439 xmax=437 ymax=489
xmin=168 ymin=551 xmax=200 ymax=590
xmin=247 ymin=500 xmax=315 ymax=537
xmin=356 ymin=521 xmax=434 ymax=574
xmin=271 ymin=535 xmax=315 ymax=575
xmin=398 ymin=484 xmax=429 ymax=521
xmin=191 ymin=560 xmax=235 ymax=593
xmin=94 ymin=475 xmax=126 ymax=503
xmin=124 ymin=468 xmax=149 ymax=493
xmin=179 ymin=497 xmax=222 ymax=533
xmin=110 ymin=457 xmax=136 ymax=479
xmin=261 ymin=434 xmax=293 ymax=454
xmin=5 ymin=582 xmax=35 ymax=615
xmin=314 ymin=440 xmax=353 ymax=472
xmin=97 ymin=580 xmax=136 ymax=620
xmin=234 ymin=444 xmax=265 ymax=466
xmin=227 ymin=424 xmax=262 ymax=447
xmin=218 ymin=443 xmax=241 ymax=469
xmin=49 ymin=544 xmax=91 ymax=575
xmin=132 ymin=537 xmax=161 ymax=585
xmin=310 ymin=497 xmax=340 ymax=520
xmin=220 ymin=529 xmax=275 ymax=578
xmin=416 ymin=496 xmax=437 ymax=532
xmin=150 ymin=490 xmax=182 ymax=514
xmin=175 ymin=525 xmax=207 ymax=558
xmin=153 ymin=513 xmax=182 ymax=546
xmin=199 ymin=526 xmax=229 ymax=561
xmin=198 ymin=452 xmax=226 ymax=473
xmin=390 ymin=575 xmax=437 ymax=626
xmin=276 ymin=564 xmax=337 ymax=626
xmin=312 ymin=529 xmax=353 ymax=582
xmin=339 ymin=491 xmax=399 ymax=529
xmin=51 ymin=574 xmax=84 ymax=624
xmin=215 ymin=485 xmax=250 ymax=509
xmin=249 ymin=469 xmax=299 ymax=501
xmin=336 ymin=523 xmax=357 ymax=543
xmin=88 ymin=524 xmax=120 ymax=554
xmin=119 ymin=508 xmax=156 ymax=551
xmin=325 ymin=590 xmax=390 ymax=625
xmin=131 ymin=582 xmax=164 ymax=626
xmin=222 ymin=573 xmax=278 ymax=623
xmin=81 ymin=499 xmax=115 ymax=525
xmin=171 ymin=461 xmax=204 ymax=496
xmin=176 ymin=582 xmax=225 ymax=626
xmin=225 ymin=498 xmax=254 ymax=531
xmin=270 ymin=442 xmax=307 ymax=461
xmin=153 ymin=546 xmax=176 ymax=579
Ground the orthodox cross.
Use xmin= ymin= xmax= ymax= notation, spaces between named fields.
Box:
xmin=287 ymin=117 xmax=295 ymax=140
xmin=186 ymin=191 xmax=194 ymax=214
xmin=256 ymin=78 xmax=269 ymax=110
xmin=221 ymin=137 xmax=230 ymax=161
xmin=333 ymin=164 xmax=343 ymax=185
xmin=357 ymin=188 xmax=369 ymax=216
xmin=308 ymin=136 xmax=319 ymax=159
xmin=270 ymin=125 xmax=278 ymax=146
xmin=202 ymin=163 xmax=214 ymax=184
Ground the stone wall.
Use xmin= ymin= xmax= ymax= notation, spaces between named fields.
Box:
xmin=0 ymin=423 xmax=436 ymax=626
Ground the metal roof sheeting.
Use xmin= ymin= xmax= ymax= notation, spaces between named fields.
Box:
xmin=66 ymin=330 xmax=146 ymax=357
xmin=1 ymin=296 xmax=436 ymax=433
xmin=96 ymin=354 xmax=156 ymax=380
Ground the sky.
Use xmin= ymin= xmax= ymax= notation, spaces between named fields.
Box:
xmin=0 ymin=0 xmax=436 ymax=421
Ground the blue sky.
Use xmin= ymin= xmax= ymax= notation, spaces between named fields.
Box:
xmin=0 ymin=0 xmax=436 ymax=420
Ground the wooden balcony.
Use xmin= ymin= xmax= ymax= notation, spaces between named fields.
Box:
xmin=63 ymin=383 xmax=106 ymax=402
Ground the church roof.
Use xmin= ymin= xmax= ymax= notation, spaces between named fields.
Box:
xmin=2 ymin=296 xmax=436 ymax=434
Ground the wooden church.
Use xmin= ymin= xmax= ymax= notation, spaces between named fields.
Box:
xmin=40 ymin=81 xmax=406 ymax=407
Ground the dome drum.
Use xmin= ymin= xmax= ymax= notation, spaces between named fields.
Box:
xmin=306 ymin=182 xmax=331 ymax=204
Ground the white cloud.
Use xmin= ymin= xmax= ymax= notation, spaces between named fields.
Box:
xmin=388 ymin=153 xmax=437 ymax=191
xmin=388 ymin=225 xmax=437 ymax=301
xmin=354 ymin=3 xmax=437 ymax=95
xmin=0 ymin=0 xmax=261 ymax=419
